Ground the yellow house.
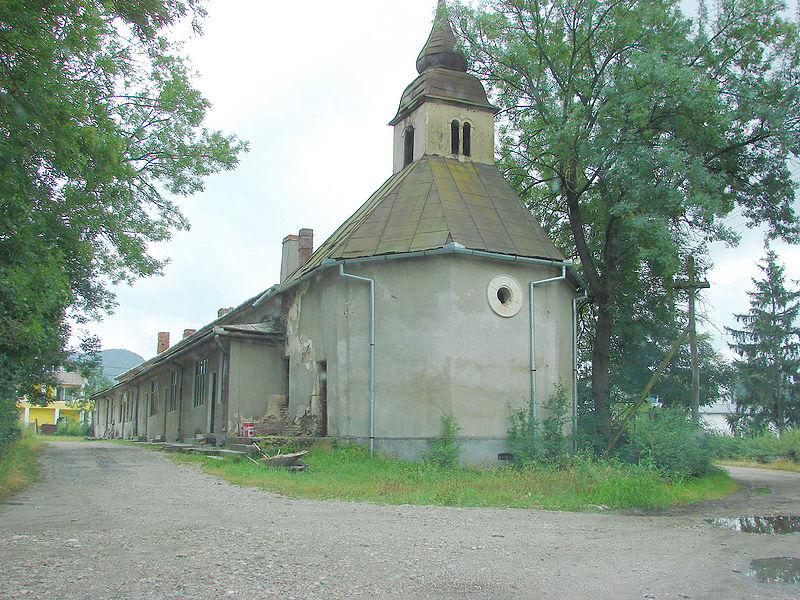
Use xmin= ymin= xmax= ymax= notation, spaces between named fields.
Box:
xmin=18 ymin=371 xmax=86 ymax=428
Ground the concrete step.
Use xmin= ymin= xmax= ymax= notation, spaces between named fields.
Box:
xmin=187 ymin=448 xmax=246 ymax=457
xmin=228 ymin=443 xmax=259 ymax=454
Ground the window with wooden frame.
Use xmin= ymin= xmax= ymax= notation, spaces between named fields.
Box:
xmin=193 ymin=359 xmax=207 ymax=407
xmin=168 ymin=370 xmax=180 ymax=412
xmin=149 ymin=379 xmax=159 ymax=416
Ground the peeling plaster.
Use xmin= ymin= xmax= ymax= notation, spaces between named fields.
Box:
xmin=286 ymin=281 xmax=315 ymax=370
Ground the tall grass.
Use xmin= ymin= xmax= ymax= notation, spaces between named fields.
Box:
xmin=708 ymin=427 xmax=800 ymax=469
xmin=0 ymin=429 xmax=41 ymax=502
xmin=168 ymin=444 xmax=739 ymax=511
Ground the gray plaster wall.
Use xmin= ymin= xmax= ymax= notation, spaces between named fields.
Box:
xmin=289 ymin=253 xmax=577 ymax=462
xmin=226 ymin=338 xmax=286 ymax=436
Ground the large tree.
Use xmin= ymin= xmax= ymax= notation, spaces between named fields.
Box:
xmin=727 ymin=248 xmax=800 ymax=434
xmin=0 ymin=1 xmax=247 ymax=408
xmin=452 ymin=0 xmax=800 ymax=441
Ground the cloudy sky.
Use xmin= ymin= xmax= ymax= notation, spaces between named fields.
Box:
xmin=77 ymin=0 xmax=800 ymax=363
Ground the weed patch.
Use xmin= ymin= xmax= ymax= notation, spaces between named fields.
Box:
xmin=32 ymin=434 xmax=90 ymax=442
xmin=0 ymin=430 xmax=41 ymax=502
xmin=165 ymin=444 xmax=739 ymax=511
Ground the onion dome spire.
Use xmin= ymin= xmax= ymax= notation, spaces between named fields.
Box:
xmin=415 ymin=0 xmax=468 ymax=73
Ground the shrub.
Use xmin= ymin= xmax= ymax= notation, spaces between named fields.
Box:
xmin=55 ymin=419 xmax=92 ymax=437
xmin=422 ymin=412 xmax=463 ymax=468
xmin=707 ymin=427 xmax=800 ymax=464
xmin=623 ymin=408 xmax=712 ymax=478
xmin=507 ymin=384 xmax=571 ymax=465
xmin=0 ymin=402 xmax=20 ymax=457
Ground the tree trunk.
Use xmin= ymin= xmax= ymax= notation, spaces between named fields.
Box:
xmin=564 ymin=174 xmax=619 ymax=444
xmin=592 ymin=302 xmax=614 ymax=441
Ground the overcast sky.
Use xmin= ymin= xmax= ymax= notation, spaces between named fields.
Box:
xmin=76 ymin=0 xmax=800 ymax=364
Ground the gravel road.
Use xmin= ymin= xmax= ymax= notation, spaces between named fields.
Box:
xmin=1 ymin=441 xmax=799 ymax=600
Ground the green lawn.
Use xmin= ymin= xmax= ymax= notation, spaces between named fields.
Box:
xmin=167 ymin=444 xmax=740 ymax=511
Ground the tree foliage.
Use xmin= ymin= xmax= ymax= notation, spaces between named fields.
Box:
xmin=727 ymin=247 xmax=800 ymax=434
xmin=0 ymin=1 xmax=247 ymax=400
xmin=452 ymin=0 xmax=800 ymax=440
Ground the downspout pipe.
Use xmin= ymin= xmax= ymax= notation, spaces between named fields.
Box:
xmin=572 ymin=292 xmax=589 ymax=450
xmin=530 ymin=266 xmax=567 ymax=422
xmin=336 ymin=263 xmax=376 ymax=456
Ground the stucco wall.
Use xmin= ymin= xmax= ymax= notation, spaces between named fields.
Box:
xmin=392 ymin=101 xmax=496 ymax=173
xmin=289 ymin=253 xmax=577 ymax=462
xmin=226 ymin=338 xmax=286 ymax=436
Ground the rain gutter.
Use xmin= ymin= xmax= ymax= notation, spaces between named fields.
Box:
xmin=335 ymin=263 xmax=376 ymax=456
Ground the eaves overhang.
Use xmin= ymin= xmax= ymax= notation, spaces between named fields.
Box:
xmin=91 ymin=324 xmax=284 ymax=400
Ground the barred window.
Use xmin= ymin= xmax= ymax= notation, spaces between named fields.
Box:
xmin=149 ymin=380 xmax=159 ymax=416
xmin=193 ymin=359 xmax=207 ymax=407
xmin=169 ymin=370 xmax=180 ymax=412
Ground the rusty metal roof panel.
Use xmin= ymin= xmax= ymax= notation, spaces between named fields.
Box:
xmin=284 ymin=156 xmax=565 ymax=283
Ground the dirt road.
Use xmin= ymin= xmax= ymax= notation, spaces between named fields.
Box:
xmin=1 ymin=441 xmax=798 ymax=599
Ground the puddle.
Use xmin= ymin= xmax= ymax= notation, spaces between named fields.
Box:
xmin=707 ymin=516 xmax=800 ymax=534
xmin=748 ymin=557 xmax=800 ymax=583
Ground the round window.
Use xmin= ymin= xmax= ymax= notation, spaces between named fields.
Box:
xmin=487 ymin=275 xmax=523 ymax=317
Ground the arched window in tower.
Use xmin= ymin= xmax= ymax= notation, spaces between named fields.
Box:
xmin=462 ymin=122 xmax=472 ymax=157
xmin=403 ymin=126 xmax=414 ymax=167
xmin=451 ymin=120 xmax=460 ymax=155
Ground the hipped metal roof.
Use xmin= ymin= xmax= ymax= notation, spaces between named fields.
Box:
xmin=287 ymin=156 xmax=565 ymax=283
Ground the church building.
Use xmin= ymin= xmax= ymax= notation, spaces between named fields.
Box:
xmin=92 ymin=2 xmax=584 ymax=462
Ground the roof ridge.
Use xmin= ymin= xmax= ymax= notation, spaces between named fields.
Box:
xmin=284 ymin=161 xmax=420 ymax=282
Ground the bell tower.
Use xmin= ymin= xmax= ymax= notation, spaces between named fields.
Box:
xmin=389 ymin=0 xmax=498 ymax=173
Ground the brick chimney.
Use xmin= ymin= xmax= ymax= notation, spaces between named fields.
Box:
xmin=157 ymin=332 xmax=170 ymax=354
xmin=217 ymin=307 xmax=233 ymax=318
xmin=280 ymin=229 xmax=314 ymax=283
xmin=183 ymin=328 xmax=196 ymax=339
xmin=298 ymin=228 xmax=314 ymax=264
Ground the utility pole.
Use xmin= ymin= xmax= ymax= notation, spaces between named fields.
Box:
xmin=673 ymin=256 xmax=710 ymax=424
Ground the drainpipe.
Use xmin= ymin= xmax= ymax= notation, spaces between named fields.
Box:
xmin=337 ymin=263 xmax=376 ymax=455
xmin=214 ymin=332 xmax=229 ymax=445
xmin=572 ymin=292 xmax=589 ymax=450
xmin=529 ymin=266 xmax=567 ymax=422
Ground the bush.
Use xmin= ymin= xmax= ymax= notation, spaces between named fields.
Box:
xmin=0 ymin=402 xmax=20 ymax=457
xmin=507 ymin=384 xmax=571 ymax=465
xmin=707 ymin=427 xmax=800 ymax=464
xmin=622 ymin=408 xmax=712 ymax=478
xmin=422 ymin=413 xmax=462 ymax=468
xmin=55 ymin=419 xmax=92 ymax=437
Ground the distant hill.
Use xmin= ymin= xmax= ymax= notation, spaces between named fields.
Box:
xmin=100 ymin=349 xmax=144 ymax=380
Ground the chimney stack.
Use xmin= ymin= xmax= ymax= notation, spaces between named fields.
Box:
xmin=280 ymin=234 xmax=300 ymax=283
xmin=183 ymin=328 xmax=196 ymax=339
xmin=157 ymin=332 xmax=170 ymax=354
xmin=280 ymin=229 xmax=314 ymax=283
xmin=217 ymin=307 xmax=233 ymax=319
xmin=299 ymin=228 xmax=314 ymax=264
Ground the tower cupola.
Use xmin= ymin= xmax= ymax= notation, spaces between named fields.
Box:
xmin=390 ymin=0 xmax=497 ymax=173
